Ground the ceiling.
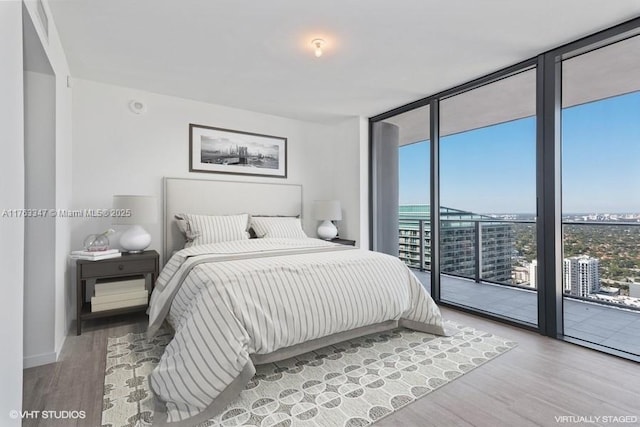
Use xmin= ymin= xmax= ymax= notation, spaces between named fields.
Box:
xmin=386 ymin=34 xmax=640 ymax=146
xmin=49 ymin=0 xmax=640 ymax=123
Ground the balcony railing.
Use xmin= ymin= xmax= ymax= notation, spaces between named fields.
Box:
xmin=399 ymin=217 xmax=530 ymax=284
xmin=398 ymin=216 xmax=640 ymax=311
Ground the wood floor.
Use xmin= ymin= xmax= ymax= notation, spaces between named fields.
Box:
xmin=23 ymin=308 xmax=640 ymax=427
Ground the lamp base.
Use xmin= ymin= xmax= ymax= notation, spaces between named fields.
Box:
xmin=120 ymin=225 xmax=151 ymax=253
xmin=317 ymin=220 xmax=338 ymax=240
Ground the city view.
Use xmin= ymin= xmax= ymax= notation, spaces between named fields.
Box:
xmin=397 ymin=91 xmax=640 ymax=322
xmin=508 ymin=214 xmax=640 ymax=309
xmin=399 ymin=207 xmax=640 ymax=310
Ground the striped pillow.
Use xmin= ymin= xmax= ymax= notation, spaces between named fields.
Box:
xmin=177 ymin=213 xmax=250 ymax=247
xmin=251 ymin=216 xmax=307 ymax=239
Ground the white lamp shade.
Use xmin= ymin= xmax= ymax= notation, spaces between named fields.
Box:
xmin=313 ymin=200 xmax=342 ymax=221
xmin=112 ymin=195 xmax=158 ymax=225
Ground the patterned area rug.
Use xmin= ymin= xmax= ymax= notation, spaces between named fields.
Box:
xmin=102 ymin=322 xmax=516 ymax=427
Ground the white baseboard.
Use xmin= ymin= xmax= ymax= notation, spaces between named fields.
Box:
xmin=23 ymin=351 xmax=57 ymax=369
xmin=55 ymin=337 xmax=66 ymax=362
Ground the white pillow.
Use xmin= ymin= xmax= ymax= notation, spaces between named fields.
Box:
xmin=251 ymin=216 xmax=307 ymax=239
xmin=174 ymin=215 xmax=199 ymax=245
xmin=177 ymin=213 xmax=250 ymax=246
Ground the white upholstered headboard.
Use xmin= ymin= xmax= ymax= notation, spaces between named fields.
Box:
xmin=163 ymin=177 xmax=302 ymax=261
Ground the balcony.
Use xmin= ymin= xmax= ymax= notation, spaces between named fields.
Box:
xmin=413 ymin=270 xmax=640 ymax=356
xmin=399 ymin=217 xmax=640 ymax=357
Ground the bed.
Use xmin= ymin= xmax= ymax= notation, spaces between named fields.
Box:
xmin=147 ymin=178 xmax=446 ymax=426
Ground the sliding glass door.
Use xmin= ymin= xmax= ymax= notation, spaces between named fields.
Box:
xmin=438 ymin=69 xmax=538 ymax=325
xmin=561 ymin=35 xmax=640 ymax=357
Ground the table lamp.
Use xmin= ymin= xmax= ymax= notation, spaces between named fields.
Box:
xmin=313 ymin=200 xmax=342 ymax=240
xmin=112 ymin=195 xmax=158 ymax=253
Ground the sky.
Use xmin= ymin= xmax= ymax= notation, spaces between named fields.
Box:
xmin=399 ymin=91 xmax=640 ymax=214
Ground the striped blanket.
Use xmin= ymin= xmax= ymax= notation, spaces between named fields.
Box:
xmin=147 ymin=238 xmax=445 ymax=426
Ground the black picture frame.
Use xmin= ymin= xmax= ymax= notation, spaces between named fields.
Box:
xmin=189 ymin=123 xmax=287 ymax=178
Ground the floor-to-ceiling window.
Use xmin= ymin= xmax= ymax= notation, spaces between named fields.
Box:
xmin=561 ymin=35 xmax=640 ymax=357
xmin=438 ymin=68 xmax=538 ymax=325
xmin=398 ymin=141 xmax=431 ymax=271
xmin=370 ymin=17 xmax=640 ymax=361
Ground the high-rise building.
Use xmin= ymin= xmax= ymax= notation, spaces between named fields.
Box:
xmin=563 ymin=256 xmax=600 ymax=297
xmin=528 ymin=260 xmax=537 ymax=289
xmin=398 ymin=205 xmax=514 ymax=283
xmin=512 ymin=265 xmax=530 ymax=286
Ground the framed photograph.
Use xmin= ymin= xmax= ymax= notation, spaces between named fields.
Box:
xmin=189 ymin=124 xmax=287 ymax=178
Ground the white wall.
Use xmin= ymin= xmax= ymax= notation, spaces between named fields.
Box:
xmin=23 ymin=70 xmax=57 ymax=368
xmin=358 ymin=117 xmax=370 ymax=249
xmin=51 ymin=18 xmax=74 ymax=358
xmin=0 ymin=2 xmax=25 ymax=424
xmin=71 ymin=79 xmax=339 ymax=259
xmin=329 ymin=117 xmax=369 ymax=247
xmin=22 ymin=0 xmax=74 ymax=366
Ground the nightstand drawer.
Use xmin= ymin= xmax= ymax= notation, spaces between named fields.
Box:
xmin=81 ymin=259 xmax=156 ymax=278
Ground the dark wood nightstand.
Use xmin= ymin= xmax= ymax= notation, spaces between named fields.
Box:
xmin=75 ymin=250 xmax=159 ymax=335
xmin=331 ymin=238 xmax=356 ymax=246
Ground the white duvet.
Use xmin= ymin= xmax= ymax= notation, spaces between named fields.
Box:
xmin=147 ymin=238 xmax=445 ymax=426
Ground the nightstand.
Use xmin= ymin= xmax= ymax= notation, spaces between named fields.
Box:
xmin=75 ymin=250 xmax=159 ymax=335
xmin=331 ymin=238 xmax=356 ymax=246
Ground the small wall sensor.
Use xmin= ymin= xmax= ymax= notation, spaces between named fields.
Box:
xmin=129 ymin=100 xmax=147 ymax=114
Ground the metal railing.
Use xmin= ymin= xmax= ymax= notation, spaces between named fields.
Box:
xmin=399 ymin=217 xmax=534 ymax=285
xmin=398 ymin=217 xmax=640 ymax=298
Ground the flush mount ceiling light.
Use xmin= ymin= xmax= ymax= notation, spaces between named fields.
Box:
xmin=311 ymin=38 xmax=326 ymax=57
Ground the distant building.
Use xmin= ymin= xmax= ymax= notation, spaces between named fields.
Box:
xmin=563 ymin=255 xmax=600 ymax=297
xmin=528 ymin=260 xmax=537 ymax=289
xmin=599 ymin=286 xmax=620 ymax=296
xmin=398 ymin=204 xmax=514 ymax=283
xmin=630 ymin=282 xmax=640 ymax=299
xmin=512 ymin=265 xmax=531 ymax=286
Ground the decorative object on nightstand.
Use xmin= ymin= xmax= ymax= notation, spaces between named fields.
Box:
xmin=82 ymin=228 xmax=115 ymax=252
xmin=313 ymin=200 xmax=342 ymax=240
xmin=75 ymin=250 xmax=159 ymax=335
xmin=91 ymin=276 xmax=148 ymax=312
xmin=70 ymin=248 xmax=121 ymax=261
xmin=112 ymin=195 xmax=158 ymax=253
xmin=331 ymin=238 xmax=356 ymax=246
